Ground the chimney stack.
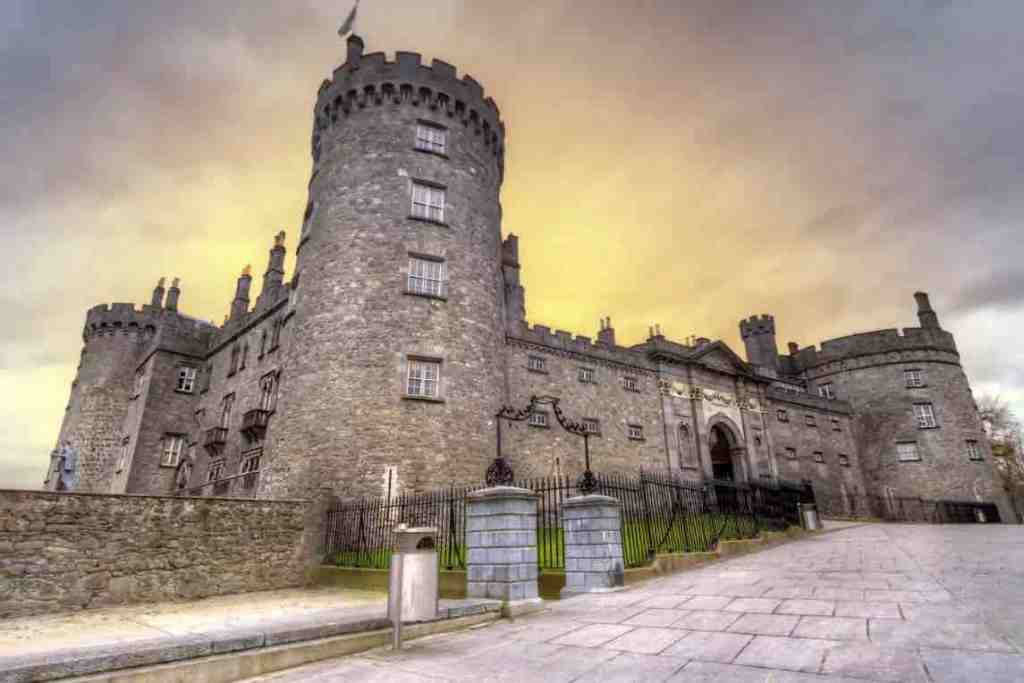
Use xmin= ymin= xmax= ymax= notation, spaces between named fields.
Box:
xmin=914 ymin=291 xmax=940 ymax=329
xmin=262 ymin=231 xmax=287 ymax=302
xmin=150 ymin=277 xmax=166 ymax=308
xmin=165 ymin=278 xmax=181 ymax=312
xmin=347 ymin=34 xmax=365 ymax=67
xmin=597 ymin=316 xmax=616 ymax=346
xmin=230 ymin=266 xmax=252 ymax=321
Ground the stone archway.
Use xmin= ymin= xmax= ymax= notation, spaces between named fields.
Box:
xmin=705 ymin=415 xmax=744 ymax=482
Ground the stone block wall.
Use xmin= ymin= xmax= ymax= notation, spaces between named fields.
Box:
xmin=0 ymin=490 xmax=308 ymax=619
xmin=466 ymin=487 xmax=539 ymax=602
xmin=562 ymin=495 xmax=624 ymax=595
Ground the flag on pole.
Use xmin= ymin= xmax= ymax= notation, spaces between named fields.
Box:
xmin=338 ymin=0 xmax=360 ymax=38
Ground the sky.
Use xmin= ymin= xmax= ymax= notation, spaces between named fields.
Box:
xmin=1 ymin=1 xmax=1022 ymax=489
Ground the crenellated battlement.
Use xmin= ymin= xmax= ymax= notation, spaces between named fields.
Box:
xmin=789 ymin=325 xmax=958 ymax=372
xmin=313 ymin=36 xmax=505 ymax=174
xmin=83 ymin=302 xmax=215 ymax=345
xmin=509 ymin=321 xmax=655 ymax=372
xmin=740 ymin=314 xmax=775 ymax=338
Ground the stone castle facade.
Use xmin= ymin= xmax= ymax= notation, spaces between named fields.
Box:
xmin=43 ymin=36 xmax=1012 ymax=521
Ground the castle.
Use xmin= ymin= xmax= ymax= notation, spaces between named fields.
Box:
xmin=43 ymin=35 xmax=1012 ymax=522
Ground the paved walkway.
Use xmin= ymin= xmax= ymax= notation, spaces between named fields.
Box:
xmin=244 ymin=523 xmax=1024 ymax=682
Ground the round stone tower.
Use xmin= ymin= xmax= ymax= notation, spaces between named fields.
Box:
xmin=790 ymin=293 xmax=1012 ymax=521
xmin=261 ymin=36 xmax=508 ymax=499
xmin=46 ymin=283 xmax=169 ymax=492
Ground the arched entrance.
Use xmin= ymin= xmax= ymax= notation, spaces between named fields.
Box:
xmin=709 ymin=423 xmax=737 ymax=481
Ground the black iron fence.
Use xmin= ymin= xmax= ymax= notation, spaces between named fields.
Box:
xmin=843 ymin=495 xmax=1001 ymax=524
xmin=323 ymin=472 xmax=809 ymax=571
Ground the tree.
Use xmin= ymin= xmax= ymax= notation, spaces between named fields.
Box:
xmin=977 ymin=395 xmax=1024 ymax=522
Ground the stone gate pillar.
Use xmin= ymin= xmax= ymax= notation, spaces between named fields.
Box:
xmin=466 ymin=486 xmax=543 ymax=617
xmin=562 ymin=494 xmax=625 ymax=597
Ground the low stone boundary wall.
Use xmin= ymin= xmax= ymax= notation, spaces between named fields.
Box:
xmin=0 ymin=490 xmax=309 ymax=619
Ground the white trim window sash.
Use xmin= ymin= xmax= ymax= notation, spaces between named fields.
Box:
xmin=408 ymin=257 xmax=446 ymax=297
xmin=407 ymin=360 xmax=440 ymax=398
xmin=897 ymin=442 xmax=921 ymax=462
xmin=528 ymin=412 xmax=548 ymax=427
xmin=966 ymin=440 xmax=982 ymax=461
xmin=905 ymin=369 xmax=924 ymax=388
xmin=411 ymin=183 xmax=445 ymax=222
xmin=161 ymin=435 xmax=184 ymax=467
xmin=415 ymin=123 xmax=447 ymax=155
xmin=177 ymin=366 xmax=197 ymax=393
xmin=913 ymin=403 xmax=937 ymax=429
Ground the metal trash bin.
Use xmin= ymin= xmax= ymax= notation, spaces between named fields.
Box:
xmin=800 ymin=503 xmax=820 ymax=531
xmin=388 ymin=525 xmax=439 ymax=625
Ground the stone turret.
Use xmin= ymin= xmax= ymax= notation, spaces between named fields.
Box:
xmin=502 ymin=234 xmax=525 ymax=329
xmin=915 ymin=291 xmax=940 ymax=329
xmin=740 ymin=314 xmax=778 ymax=372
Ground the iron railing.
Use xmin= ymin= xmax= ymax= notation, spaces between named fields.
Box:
xmin=180 ymin=470 xmax=260 ymax=497
xmin=324 ymin=472 xmax=809 ymax=571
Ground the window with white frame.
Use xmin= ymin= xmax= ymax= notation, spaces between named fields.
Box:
xmin=897 ymin=442 xmax=921 ymax=462
xmin=777 ymin=408 xmax=789 ymax=422
xmin=207 ymin=459 xmax=226 ymax=482
xmin=407 ymin=256 xmax=447 ymax=297
xmin=415 ymin=122 xmax=447 ymax=155
xmin=621 ymin=375 xmax=640 ymax=392
xmin=813 ymin=451 xmax=825 ymax=463
xmin=161 ymin=434 xmax=185 ymax=468
xmin=785 ymin=447 xmax=797 ymax=460
xmin=818 ymin=383 xmax=835 ymax=400
xmin=966 ymin=440 xmax=983 ymax=461
xmin=411 ymin=182 xmax=446 ymax=222
xmin=528 ymin=411 xmax=548 ymax=428
xmin=578 ymin=366 xmax=595 ymax=384
xmin=905 ymin=368 xmax=924 ymax=388
xmin=241 ymin=452 xmax=261 ymax=490
xmin=628 ymin=424 xmax=644 ymax=440
xmin=839 ymin=454 xmax=850 ymax=467
xmin=176 ymin=366 xmax=197 ymax=393
xmin=913 ymin=403 xmax=938 ymax=429
xmin=527 ymin=355 xmax=547 ymax=373
xmin=407 ymin=358 xmax=441 ymax=399
xmin=582 ymin=418 xmax=601 ymax=435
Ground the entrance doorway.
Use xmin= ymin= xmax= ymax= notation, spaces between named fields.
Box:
xmin=709 ymin=424 xmax=736 ymax=481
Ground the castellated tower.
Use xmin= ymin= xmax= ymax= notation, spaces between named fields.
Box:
xmin=260 ymin=36 xmax=508 ymax=499
xmin=739 ymin=314 xmax=779 ymax=375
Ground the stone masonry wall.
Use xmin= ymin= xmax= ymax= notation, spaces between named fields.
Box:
xmin=0 ymin=491 xmax=308 ymax=619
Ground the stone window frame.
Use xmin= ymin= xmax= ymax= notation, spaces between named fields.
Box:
xmin=818 ymin=383 xmax=835 ymax=400
xmin=220 ymin=393 xmax=235 ymax=429
xmin=905 ymin=368 xmax=925 ymax=388
xmin=896 ymin=441 xmax=921 ymax=462
xmin=813 ymin=451 xmax=825 ymax=464
xmin=269 ymin=317 xmax=283 ymax=353
xmin=259 ymin=371 xmax=280 ymax=412
xmin=132 ymin=366 xmax=147 ymax=399
xmin=176 ymin=365 xmax=197 ymax=394
xmin=409 ymin=179 xmax=447 ymax=225
xmin=228 ymin=344 xmax=241 ymax=377
xmin=582 ymin=418 xmax=601 ymax=436
xmin=160 ymin=434 xmax=186 ymax=468
xmin=528 ymin=410 xmax=549 ymax=428
xmin=240 ymin=449 xmax=262 ymax=491
xmin=777 ymin=408 xmax=789 ymax=423
xmin=414 ymin=120 xmax=448 ymax=157
xmin=404 ymin=355 xmax=444 ymax=402
xmin=805 ymin=414 xmax=817 ymax=427
xmin=784 ymin=447 xmax=797 ymax=460
xmin=258 ymin=328 xmax=268 ymax=359
xmin=240 ymin=342 xmax=249 ymax=371
xmin=966 ymin=439 xmax=983 ymax=461
xmin=207 ymin=458 xmax=226 ymax=483
xmin=621 ymin=375 xmax=641 ymax=393
xmin=526 ymin=355 xmax=548 ymax=374
xmin=406 ymin=252 xmax=448 ymax=300
xmin=200 ymin=362 xmax=213 ymax=394
xmin=627 ymin=423 xmax=645 ymax=441
xmin=913 ymin=402 xmax=939 ymax=429
xmin=578 ymin=366 xmax=596 ymax=384
xmin=115 ymin=435 xmax=131 ymax=473
xmin=838 ymin=454 xmax=851 ymax=467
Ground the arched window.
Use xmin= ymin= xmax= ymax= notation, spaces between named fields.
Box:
xmin=678 ymin=422 xmax=694 ymax=469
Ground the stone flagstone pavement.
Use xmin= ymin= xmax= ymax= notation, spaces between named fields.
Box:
xmin=244 ymin=523 xmax=1024 ymax=682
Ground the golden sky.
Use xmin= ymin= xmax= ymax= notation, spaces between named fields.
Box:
xmin=2 ymin=1 xmax=1023 ymax=488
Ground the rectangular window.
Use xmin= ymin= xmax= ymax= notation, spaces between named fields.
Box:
xmin=200 ymin=363 xmax=212 ymax=393
xmin=415 ymin=122 xmax=447 ymax=155
xmin=220 ymin=393 xmax=235 ymax=429
xmin=628 ymin=424 xmax=644 ymax=440
xmin=407 ymin=359 xmax=441 ymax=398
xmin=914 ymin=403 xmax=938 ymax=429
xmin=176 ymin=366 xmax=197 ymax=393
xmin=839 ymin=454 xmax=850 ymax=467
xmin=805 ymin=414 xmax=817 ymax=427
xmin=229 ymin=345 xmax=240 ymax=376
xmin=161 ymin=434 xmax=185 ymax=468
xmin=785 ymin=447 xmax=797 ymax=460
xmin=621 ymin=376 xmax=640 ymax=392
xmin=818 ymin=383 xmax=835 ymax=400
xmin=966 ymin=440 xmax=983 ymax=461
xmin=528 ymin=411 xmax=548 ymax=428
xmin=208 ymin=459 xmax=225 ymax=482
xmin=411 ymin=182 xmax=446 ymax=223
xmin=578 ymin=366 xmax=595 ymax=384
xmin=831 ymin=417 xmax=841 ymax=432
xmin=582 ymin=418 xmax=601 ymax=435
xmin=241 ymin=452 xmax=261 ymax=490
xmin=527 ymin=355 xmax=547 ymax=373
xmin=269 ymin=318 xmax=283 ymax=351
xmin=259 ymin=372 xmax=279 ymax=412
xmin=905 ymin=368 xmax=924 ymax=388
xmin=116 ymin=436 xmax=130 ymax=473
xmin=897 ymin=442 xmax=921 ymax=462
xmin=777 ymin=409 xmax=789 ymax=423
xmin=407 ymin=256 xmax=447 ymax=297
xmin=813 ymin=451 xmax=825 ymax=463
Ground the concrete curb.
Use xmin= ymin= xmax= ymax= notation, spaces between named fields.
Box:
xmin=0 ymin=602 xmax=500 ymax=683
